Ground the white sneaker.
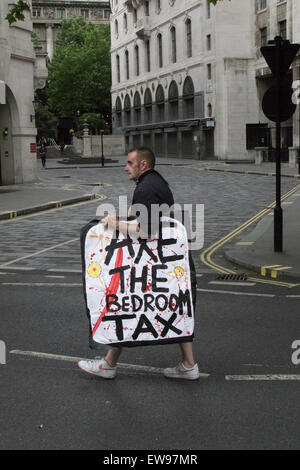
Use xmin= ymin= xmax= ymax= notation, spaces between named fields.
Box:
xmin=163 ymin=362 xmax=200 ymax=381
xmin=78 ymin=358 xmax=117 ymax=379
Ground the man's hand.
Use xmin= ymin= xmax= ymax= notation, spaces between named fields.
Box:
xmin=101 ymin=213 xmax=119 ymax=231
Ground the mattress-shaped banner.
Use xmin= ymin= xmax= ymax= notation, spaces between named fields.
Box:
xmin=81 ymin=217 xmax=194 ymax=348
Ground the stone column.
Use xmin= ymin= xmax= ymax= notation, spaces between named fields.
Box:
xmin=288 ymin=147 xmax=299 ymax=168
xmin=83 ymin=122 xmax=92 ymax=157
xmin=254 ymin=147 xmax=268 ymax=165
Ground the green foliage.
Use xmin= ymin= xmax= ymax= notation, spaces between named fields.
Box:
xmin=35 ymin=105 xmax=59 ymax=140
xmin=31 ymin=31 xmax=41 ymax=48
xmin=79 ymin=113 xmax=109 ymax=135
xmin=6 ymin=1 xmax=30 ymax=25
xmin=47 ymin=18 xmax=111 ymax=120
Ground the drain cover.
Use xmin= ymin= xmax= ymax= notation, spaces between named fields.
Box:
xmin=217 ymin=273 xmax=248 ymax=281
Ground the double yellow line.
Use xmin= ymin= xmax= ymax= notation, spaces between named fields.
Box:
xmin=200 ymin=183 xmax=300 ymax=287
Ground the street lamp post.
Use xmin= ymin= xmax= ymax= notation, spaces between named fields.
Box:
xmin=100 ymin=129 xmax=104 ymax=168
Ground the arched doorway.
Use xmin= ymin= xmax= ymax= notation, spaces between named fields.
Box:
xmin=0 ymin=86 xmax=18 ymax=185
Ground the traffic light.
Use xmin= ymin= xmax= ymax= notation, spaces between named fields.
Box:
xmin=3 ymin=128 xmax=8 ymax=137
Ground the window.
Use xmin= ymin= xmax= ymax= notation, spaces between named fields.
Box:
xmin=257 ymin=0 xmax=267 ymax=11
xmin=260 ymin=27 xmax=267 ymax=46
xmin=279 ymin=20 xmax=287 ymax=40
xmin=168 ymin=81 xmax=179 ymax=120
xmin=145 ymin=1 xmax=150 ymax=16
xmin=183 ymin=76 xmax=195 ymax=119
xmin=157 ymin=0 xmax=161 ymax=12
xmin=81 ymin=9 xmax=89 ymax=19
xmin=145 ymin=40 xmax=151 ymax=72
xmin=115 ymin=97 xmax=122 ymax=128
xmin=207 ymin=0 xmax=211 ymax=19
xmin=124 ymin=94 xmax=131 ymax=126
xmin=158 ymin=34 xmax=163 ymax=68
xmin=207 ymin=34 xmax=211 ymax=51
xmin=56 ymin=8 xmax=65 ymax=19
xmin=207 ymin=63 xmax=212 ymax=80
xmin=123 ymin=13 xmax=128 ymax=32
xmin=186 ymin=19 xmax=192 ymax=58
xmin=134 ymin=92 xmax=141 ymax=124
xmin=116 ymin=55 xmax=120 ymax=83
xmin=114 ymin=19 xmax=119 ymax=36
xmin=32 ymin=8 xmax=41 ymax=17
xmin=135 ymin=45 xmax=140 ymax=76
xmin=170 ymin=27 xmax=177 ymax=63
xmin=133 ymin=8 xmax=137 ymax=24
xmin=104 ymin=10 xmax=110 ymax=19
xmin=144 ymin=89 xmax=153 ymax=122
xmin=156 ymin=85 xmax=165 ymax=122
xmin=125 ymin=50 xmax=129 ymax=80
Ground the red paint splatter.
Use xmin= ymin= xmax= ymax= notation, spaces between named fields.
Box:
xmin=92 ymin=248 xmax=123 ymax=336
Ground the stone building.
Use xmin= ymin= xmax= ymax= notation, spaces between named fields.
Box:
xmin=0 ymin=0 xmax=37 ymax=184
xmin=110 ymin=0 xmax=300 ymax=161
xmin=32 ymin=0 xmax=111 ymax=60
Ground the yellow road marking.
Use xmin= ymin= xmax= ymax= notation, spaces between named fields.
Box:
xmin=200 ymin=182 xmax=300 ymax=288
xmin=0 ymin=196 xmax=106 ymax=225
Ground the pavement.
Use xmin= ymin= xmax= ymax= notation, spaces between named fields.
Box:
xmin=1 ymin=155 xmax=300 ymax=282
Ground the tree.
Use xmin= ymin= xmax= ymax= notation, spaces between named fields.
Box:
xmin=46 ymin=18 xmax=111 ymax=127
xmin=6 ymin=1 xmax=30 ymax=25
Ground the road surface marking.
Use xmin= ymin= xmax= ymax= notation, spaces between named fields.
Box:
xmin=226 ymin=375 xmax=300 ymax=381
xmin=45 ymin=275 xmax=65 ymax=279
xmin=0 ymin=266 xmax=35 ymax=271
xmin=9 ymin=350 xmax=210 ymax=378
xmin=0 ymin=282 xmax=82 ymax=287
xmin=47 ymin=268 xmax=82 ymax=273
xmin=261 ymin=265 xmax=282 ymax=276
xmin=0 ymin=197 xmax=104 ymax=225
xmin=200 ymin=182 xmax=300 ymax=289
xmin=0 ymin=238 xmax=79 ymax=267
xmin=209 ymin=280 xmax=256 ymax=287
xmin=197 ymin=288 xmax=275 ymax=298
xmin=235 ymin=242 xmax=255 ymax=246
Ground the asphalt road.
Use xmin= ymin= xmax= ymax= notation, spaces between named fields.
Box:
xmin=1 ymin=165 xmax=300 ymax=450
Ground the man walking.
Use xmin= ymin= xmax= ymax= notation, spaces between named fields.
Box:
xmin=38 ymin=144 xmax=47 ymax=169
xmin=78 ymin=147 xmax=199 ymax=380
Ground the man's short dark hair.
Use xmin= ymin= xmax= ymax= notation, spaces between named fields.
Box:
xmin=129 ymin=147 xmax=156 ymax=169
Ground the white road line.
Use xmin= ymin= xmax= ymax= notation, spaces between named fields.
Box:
xmin=226 ymin=375 xmax=300 ymax=381
xmin=45 ymin=275 xmax=65 ymax=279
xmin=197 ymin=288 xmax=275 ymax=298
xmin=47 ymin=268 xmax=82 ymax=273
xmin=0 ymin=238 xmax=79 ymax=267
xmin=209 ymin=281 xmax=257 ymax=287
xmin=0 ymin=266 xmax=35 ymax=271
xmin=9 ymin=350 xmax=210 ymax=377
xmin=286 ymin=295 xmax=300 ymax=298
xmin=1 ymin=282 xmax=82 ymax=287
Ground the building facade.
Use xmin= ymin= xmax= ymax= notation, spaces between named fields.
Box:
xmin=32 ymin=0 xmax=111 ymax=60
xmin=0 ymin=0 xmax=37 ymax=185
xmin=110 ymin=0 xmax=300 ymax=160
